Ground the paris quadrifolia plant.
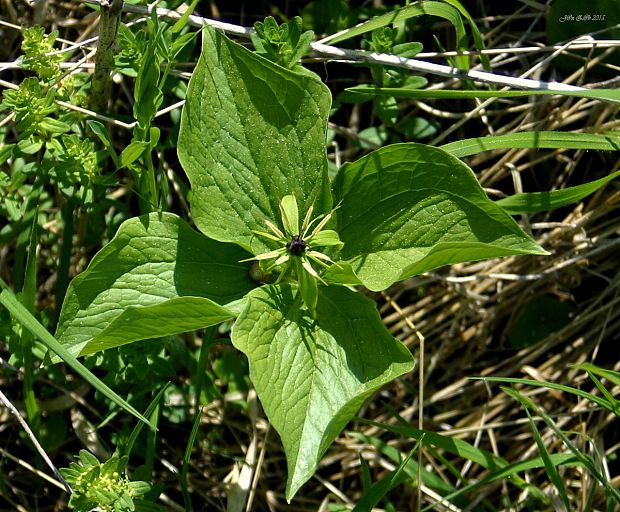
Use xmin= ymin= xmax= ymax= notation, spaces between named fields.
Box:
xmin=49 ymin=24 xmax=547 ymax=500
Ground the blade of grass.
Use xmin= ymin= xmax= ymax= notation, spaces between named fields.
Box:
xmin=473 ymin=376 xmax=615 ymax=413
xmin=422 ymin=452 xmax=579 ymax=511
xmin=572 ymin=363 xmax=620 ymax=387
xmin=440 ymin=131 xmax=620 ymax=158
xmin=345 ymin=85 xmax=620 ymax=104
xmin=350 ymin=432 xmax=457 ymax=496
xmin=358 ymin=419 xmax=508 ymax=471
xmin=171 ymin=0 xmax=200 ymax=34
xmin=181 ymin=406 xmax=203 ymax=511
xmin=359 ymin=418 xmax=546 ymax=498
xmin=520 ymin=399 xmax=571 ymax=511
xmin=439 ymin=0 xmax=490 ymax=69
xmin=322 ymin=2 xmax=463 ymax=45
xmin=352 ymin=439 xmax=421 ymax=512
xmin=501 ymin=386 xmax=620 ymax=505
xmin=583 ymin=373 xmax=620 ymax=417
xmin=122 ymin=383 xmax=170 ymax=460
xmin=359 ymin=455 xmax=372 ymax=493
xmin=495 ymin=169 xmax=620 ymax=214
xmin=0 ymin=284 xmax=151 ymax=426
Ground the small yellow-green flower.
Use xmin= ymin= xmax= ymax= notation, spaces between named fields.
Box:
xmin=246 ymin=195 xmax=343 ymax=314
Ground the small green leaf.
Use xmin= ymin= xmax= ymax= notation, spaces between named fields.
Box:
xmin=178 ymin=26 xmax=332 ymax=253
xmin=171 ymin=0 xmax=201 ymax=34
xmin=280 ymin=195 xmax=299 ymax=235
xmin=294 ymin=257 xmax=317 ymax=314
xmin=231 ymin=284 xmax=414 ymax=500
xmin=333 ymin=143 xmax=547 ymax=291
xmin=55 ymin=212 xmax=255 ymax=358
xmin=16 ymin=138 xmax=44 ymax=155
xmin=120 ymin=141 xmax=148 ymax=167
xmin=392 ymin=41 xmax=423 ymax=58
xmin=308 ymin=229 xmax=343 ymax=249
xmin=39 ymin=117 xmax=70 ymax=134
xmin=0 ymin=144 xmax=13 ymax=165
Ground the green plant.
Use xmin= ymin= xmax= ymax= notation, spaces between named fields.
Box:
xmin=20 ymin=25 xmax=64 ymax=82
xmin=52 ymin=25 xmax=548 ymax=500
xmin=251 ymin=16 xmax=314 ymax=70
xmin=60 ymin=450 xmax=152 ymax=511
xmin=480 ymin=364 xmax=620 ymax=509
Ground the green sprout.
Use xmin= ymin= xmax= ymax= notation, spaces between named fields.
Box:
xmin=247 ymin=195 xmax=343 ymax=314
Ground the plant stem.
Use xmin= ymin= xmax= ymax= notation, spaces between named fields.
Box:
xmin=21 ymin=211 xmax=40 ymax=436
xmin=54 ymin=196 xmax=75 ymax=327
xmin=89 ymin=0 xmax=123 ymax=112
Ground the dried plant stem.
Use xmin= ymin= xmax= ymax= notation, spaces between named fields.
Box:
xmin=0 ymin=388 xmax=71 ymax=494
xmin=89 ymin=0 xmax=123 ymax=112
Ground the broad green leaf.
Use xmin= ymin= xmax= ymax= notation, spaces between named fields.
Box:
xmin=231 ymin=284 xmax=414 ymax=500
xmin=178 ymin=26 xmax=332 ymax=254
xmin=346 ymin=85 xmax=620 ymax=105
xmin=55 ymin=212 xmax=254 ymax=358
xmin=77 ymin=297 xmax=233 ymax=357
xmin=333 ymin=143 xmax=547 ymax=291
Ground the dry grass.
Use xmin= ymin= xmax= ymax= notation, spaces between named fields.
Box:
xmin=0 ymin=1 xmax=618 ymax=511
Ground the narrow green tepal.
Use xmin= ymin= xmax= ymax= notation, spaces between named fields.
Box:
xmin=55 ymin=213 xmax=255 ymax=359
xmin=178 ymin=26 xmax=332 ymax=254
xmin=231 ymin=284 xmax=414 ymax=500
xmin=333 ymin=143 xmax=548 ymax=291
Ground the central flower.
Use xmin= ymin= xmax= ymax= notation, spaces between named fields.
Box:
xmin=286 ymin=234 xmax=307 ymax=256
xmin=243 ymin=195 xmax=343 ymax=314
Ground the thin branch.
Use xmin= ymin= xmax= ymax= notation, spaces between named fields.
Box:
xmin=0 ymin=388 xmax=71 ymax=495
xmin=75 ymin=0 xmax=589 ymax=93
xmin=89 ymin=0 xmax=123 ymax=111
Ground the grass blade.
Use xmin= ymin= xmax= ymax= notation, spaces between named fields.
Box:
xmin=440 ymin=131 xmax=620 ymax=158
xmin=352 ymin=439 xmax=420 ymax=512
xmin=345 ymin=85 xmax=620 ymax=104
xmin=504 ymin=388 xmax=571 ymax=511
xmin=473 ymin=376 xmax=615 ymax=413
xmin=0 ymin=285 xmax=150 ymax=427
xmin=501 ymin=386 xmax=620 ymax=505
xmin=495 ymin=169 xmax=620 ymax=214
